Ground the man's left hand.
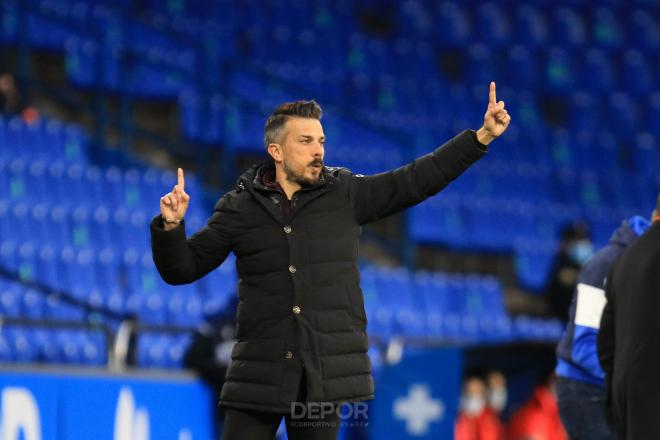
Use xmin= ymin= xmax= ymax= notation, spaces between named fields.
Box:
xmin=476 ymin=81 xmax=511 ymax=146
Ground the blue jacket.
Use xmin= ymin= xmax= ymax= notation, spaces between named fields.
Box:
xmin=555 ymin=216 xmax=650 ymax=386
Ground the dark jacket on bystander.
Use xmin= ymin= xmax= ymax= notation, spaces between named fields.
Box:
xmin=598 ymin=221 xmax=660 ymax=439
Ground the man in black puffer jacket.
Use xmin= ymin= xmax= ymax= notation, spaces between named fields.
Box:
xmin=151 ymin=82 xmax=511 ymax=440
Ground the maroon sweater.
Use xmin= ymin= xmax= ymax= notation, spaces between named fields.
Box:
xmin=262 ymin=168 xmax=294 ymax=218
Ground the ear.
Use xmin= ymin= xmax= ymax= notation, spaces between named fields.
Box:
xmin=267 ymin=143 xmax=284 ymax=163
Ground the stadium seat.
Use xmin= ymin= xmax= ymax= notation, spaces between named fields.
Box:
xmin=0 ymin=0 xmax=657 ymax=370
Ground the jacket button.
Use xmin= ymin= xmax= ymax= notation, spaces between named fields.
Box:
xmin=283 ymin=225 xmax=292 ymax=234
xmin=289 ymin=265 xmax=297 ymax=273
xmin=292 ymin=306 xmax=301 ymax=315
xmin=285 ymin=351 xmax=293 ymax=360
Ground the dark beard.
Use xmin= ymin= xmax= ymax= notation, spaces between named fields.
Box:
xmin=283 ymin=159 xmax=323 ymax=188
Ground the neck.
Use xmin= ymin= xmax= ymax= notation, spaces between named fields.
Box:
xmin=275 ymin=166 xmax=300 ymax=200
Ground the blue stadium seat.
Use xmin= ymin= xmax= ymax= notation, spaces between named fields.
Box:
xmin=56 ymin=329 xmax=82 ymax=364
xmin=514 ymin=316 xmax=563 ymax=342
xmin=80 ymin=331 xmax=108 ymax=365
xmin=21 ymin=288 xmax=45 ymax=319
xmin=551 ymin=7 xmax=587 ymax=47
xmin=137 ymin=332 xmax=168 ymax=368
xmin=163 ymin=334 xmax=193 ymax=368
xmin=581 ymin=48 xmax=616 ymax=93
xmin=592 ymin=7 xmax=624 ymax=49
xmin=544 ymin=47 xmax=577 ymax=92
xmin=0 ymin=281 xmax=21 ymax=318
xmin=224 ymin=105 xmax=268 ymax=152
xmin=434 ymin=2 xmax=471 ymax=47
xmin=507 ymin=47 xmax=541 ymax=88
xmin=0 ymin=331 xmax=13 ymax=362
xmin=0 ymin=0 xmax=658 ymax=365
xmin=514 ymin=5 xmax=548 ymax=46
xmin=623 ymin=50 xmax=654 ymax=96
xmin=360 ymin=266 xmax=393 ymax=339
xmin=7 ymin=327 xmax=38 ymax=362
xmin=475 ymin=3 xmax=511 ymax=46
xmin=629 ymin=8 xmax=660 ymax=51
xmin=514 ymin=239 xmax=557 ymax=291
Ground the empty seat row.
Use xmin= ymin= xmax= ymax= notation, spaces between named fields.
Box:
xmin=0 ymin=326 xmax=107 ymax=365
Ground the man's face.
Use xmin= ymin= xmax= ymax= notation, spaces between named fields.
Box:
xmin=460 ymin=378 xmax=487 ymax=416
xmin=0 ymin=74 xmax=15 ymax=93
xmin=275 ymin=117 xmax=325 ymax=188
xmin=465 ymin=378 xmax=486 ymax=399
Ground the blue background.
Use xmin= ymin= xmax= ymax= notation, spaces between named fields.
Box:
xmin=371 ymin=347 xmax=463 ymax=439
xmin=0 ymin=369 xmax=213 ymax=440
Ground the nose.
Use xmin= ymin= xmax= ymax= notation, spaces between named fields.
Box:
xmin=312 ymin=142 xmax=324 ymax=158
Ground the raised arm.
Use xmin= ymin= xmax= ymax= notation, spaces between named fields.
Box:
xmin=349 ymin=82 xmax=511 ymax=225
xmin=160 ymin=167 xmax=190 ymax=230
xmin=477 ymin=81 xmax=511 ymax=144
xmin=150 ymin=168 xmax=233 ymax=285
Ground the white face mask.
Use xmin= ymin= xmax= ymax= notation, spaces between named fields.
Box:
xmin=461 ymin=395 xmax=486 ymax=417
xmin=488 ymin=388 xmax=507 ymax=412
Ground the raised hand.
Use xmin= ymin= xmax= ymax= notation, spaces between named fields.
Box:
xmin=476 ymin=82 xmax=511 ymax=145
xmin=160 ymin=168 xmax=190 ymax=228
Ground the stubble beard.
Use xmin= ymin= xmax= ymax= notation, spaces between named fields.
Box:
xmin=283 ymin=158 xmax=322 ymax=188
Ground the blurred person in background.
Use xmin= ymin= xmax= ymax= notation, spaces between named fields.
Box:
xmin=486 ymin=371 xmax=508 ymax=417
xmin=545 ymin=221 xmax=593 ymax=322
xmin=183 ymin=296 xmax=238 ymax=439
xmin=0 ymin=72 xmax=20 ymax=115
xmin=0 ymin=71 xmax=38 ymax=123
xmin=555 ymin=214 xmax=651 ymax=440
xmin=598 ymin=195 xmax=660 ymax=439
xmin=455 ymin=374 xmax=504 ymax=440
xmin=151 ymin=83 xmax=511 ymax=440
xmin=507 ymin=373 xmax=568 ymax=440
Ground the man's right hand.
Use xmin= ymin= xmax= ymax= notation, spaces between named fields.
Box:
xmin=160 ymin=167 xmax=190 ymax=230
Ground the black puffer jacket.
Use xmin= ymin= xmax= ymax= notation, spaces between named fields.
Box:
xmin=150 ymin=130 xmax=486 ymax=413
xmin=598 ymin=221 xmax=660 ymax=439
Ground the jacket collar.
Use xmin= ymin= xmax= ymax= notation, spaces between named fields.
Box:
xmin=237 ymin=161 xmax=334 ymax=194
xmin=236 ymin=162 xmax=339 ymax=224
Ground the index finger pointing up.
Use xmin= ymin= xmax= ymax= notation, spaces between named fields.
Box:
xmin=489 ymin=81 xmax=496 ymax=105
xmin=177 ymin=167 xmax=185 ymax=191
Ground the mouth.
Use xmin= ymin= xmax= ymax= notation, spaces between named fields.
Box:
xmin=310 ymin=163 xmax=323 ymax=170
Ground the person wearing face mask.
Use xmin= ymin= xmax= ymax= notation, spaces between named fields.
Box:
xmin=486 ymin=371 xmax=508 ymax=416
xmin=544 ymin=221 xmax=594 ymax=322
xmin=455 ymin=375 xmax=504 ymax=440
xmin=555 ymin=213 xmax=651 ymax=440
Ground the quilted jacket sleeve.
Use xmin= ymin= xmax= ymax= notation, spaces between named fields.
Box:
xmin=150 ymin=194 xmax=234 ymax=285
xmin=347 ymin=130 xmax=487 ymax=225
